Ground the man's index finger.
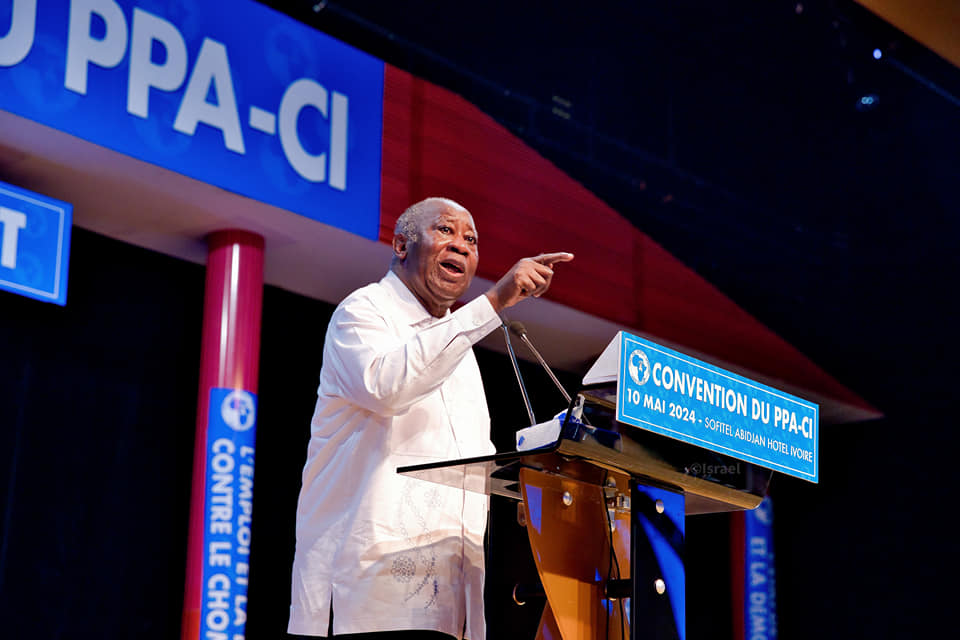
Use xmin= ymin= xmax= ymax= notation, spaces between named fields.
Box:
xmin=534 ymin=252 xmax=575 ymax=265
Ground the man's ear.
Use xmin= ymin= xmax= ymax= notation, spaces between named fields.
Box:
xmin=392 ymin=234 xmax=408 ymax=261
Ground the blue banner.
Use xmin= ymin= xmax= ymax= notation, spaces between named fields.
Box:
xmin=0 ymin=179 xmax=72 ymax=305
xmin=201 ymin=387 xmax=257 ymax=640
xmin=743 ymin=496 xmax=777 ymax=640
xmin=616 ymin=332 xmax=819 ymax=481
xmin=0 ymin=0 xmax=384 ymax=239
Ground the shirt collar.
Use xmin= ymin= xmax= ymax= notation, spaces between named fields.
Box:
xmin=381 ymin=270 xmax=448 ymax=327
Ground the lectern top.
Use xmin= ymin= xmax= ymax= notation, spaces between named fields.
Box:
xmin=399 ymin=331 xmax=819 ymax=513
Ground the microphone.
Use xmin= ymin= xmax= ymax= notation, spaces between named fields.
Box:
xmin=501 ymin=323 xmax=536 ymax=426
xmin=508 ymin=321 xmax=572 ymax=404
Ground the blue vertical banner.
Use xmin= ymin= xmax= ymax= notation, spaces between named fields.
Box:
xmin=201 ymin=387 xmax=258 ymax=640
xmin=0 ymin=180 xmax=72 ymax=305
xmin=743 ymin=496 xmax=777 ymax=640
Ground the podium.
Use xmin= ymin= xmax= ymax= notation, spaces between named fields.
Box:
xmin=399 ymin=332 xmax=818 ymax=640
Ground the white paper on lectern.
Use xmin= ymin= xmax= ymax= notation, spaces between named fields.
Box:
xmin=515 ymin=417 xmax=564 ymax=451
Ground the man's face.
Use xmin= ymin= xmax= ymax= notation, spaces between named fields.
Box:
xmin=397 ymin=203 xmax=479 ymax=316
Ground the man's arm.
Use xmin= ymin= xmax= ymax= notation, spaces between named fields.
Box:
xmin=325 ymin=252 xmax=574 ymax=416
xmin=324 ymin=294 xmax=500 ymax=416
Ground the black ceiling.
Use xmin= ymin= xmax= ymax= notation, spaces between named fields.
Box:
xmin=265 ymin=0 xmax=960 ymax=415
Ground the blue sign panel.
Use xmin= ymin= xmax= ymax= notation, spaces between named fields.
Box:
xmin=743 ymin=496 xmax=777 ymax=640
xmin=0 ymin=0 xmax=383 ymax=239
xmin=201 ymin=387 xmax=257 ymax=640
xmin=0 ymin=180 xmax=72 ymax=305
xmin=616 ymin=332 xmax=818 ymax=481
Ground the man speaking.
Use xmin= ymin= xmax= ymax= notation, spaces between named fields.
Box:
xmin=288 ymin=197 xmax=572 ymax=639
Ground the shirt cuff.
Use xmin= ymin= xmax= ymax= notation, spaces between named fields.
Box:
xmin=454 ymin=293 xmax=502 ymax=342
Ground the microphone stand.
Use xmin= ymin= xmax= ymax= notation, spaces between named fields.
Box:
xmin=501 ymin=324 xmax=536 ymax=426
xmin=509 ymin=321 xmax=572 ymax=404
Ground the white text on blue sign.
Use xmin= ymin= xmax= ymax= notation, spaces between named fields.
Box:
xmin=616 ymin=333 xmax=819 ymax=481
xmin=0 ymin=180 xmax=72 ymax=305
xmin=0 ymin=0 xmax=383 ymax=239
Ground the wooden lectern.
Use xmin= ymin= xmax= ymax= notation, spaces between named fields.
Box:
xmin=399 ymin=332 xmax=816 ymax=640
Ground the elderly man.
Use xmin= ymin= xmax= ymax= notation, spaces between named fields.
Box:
xmin=289 ymin=197 xmax=572 ymax=639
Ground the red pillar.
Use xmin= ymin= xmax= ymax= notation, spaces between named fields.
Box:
xmin=182 ymin=230 xmax=265 ymax=640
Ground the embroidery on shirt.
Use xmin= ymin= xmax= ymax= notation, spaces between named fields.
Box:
xmin=394 ymin=479 xmax=440 ymax=610
xmin=390 ymin=555 xmax=416 ymax=583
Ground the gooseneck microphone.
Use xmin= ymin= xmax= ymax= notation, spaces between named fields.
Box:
xmin=508 ymin=321 xmax=572 ymax=404
xmin=501 ymin=323 xmax=537 ymax=426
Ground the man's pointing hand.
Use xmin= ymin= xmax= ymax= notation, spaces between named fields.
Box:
xmin=485 ymin=252 xmax=574 ymax=313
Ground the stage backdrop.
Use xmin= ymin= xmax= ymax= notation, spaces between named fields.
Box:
xmin=0 ymin=0 xmax=875 ymax=423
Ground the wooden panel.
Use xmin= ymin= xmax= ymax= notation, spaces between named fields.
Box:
xmin=534 ymin=604 xmax=564 ymax=640
xmin=519 ymin=468 xmax=629 ymax=640
xmin=857 ymin=0 xmax=960 ymax=70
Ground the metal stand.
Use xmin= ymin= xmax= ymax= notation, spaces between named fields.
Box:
xmin=630 ymin=482 xmax=685 ymax=640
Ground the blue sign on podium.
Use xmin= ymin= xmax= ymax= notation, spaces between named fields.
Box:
xmin=0 ymin=180 xmax=72 ymax=306
xmin=614 ymin=332 xmax=819 ymax=481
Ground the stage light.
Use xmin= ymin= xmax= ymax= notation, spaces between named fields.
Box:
xmin=856 ymin=93 xmax=879 ymax=112
xmin=873 ymin=48 xmax=882 ymax=60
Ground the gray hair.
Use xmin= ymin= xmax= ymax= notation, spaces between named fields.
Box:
xmin=394 ymin=197 xmax=466 ymax=243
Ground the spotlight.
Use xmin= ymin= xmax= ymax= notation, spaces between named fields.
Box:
xmin=873 ymin=48 xmax=882 ymax=60
xmin=855 ymin=93 xmax=879 ymax=112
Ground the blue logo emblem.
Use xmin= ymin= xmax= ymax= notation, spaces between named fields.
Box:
xmin=628 ymin=349 xmax=651 ymax=386
xmin=220 ymin=390 xmax=256 ymax=432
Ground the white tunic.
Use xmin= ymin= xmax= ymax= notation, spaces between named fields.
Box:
xmin=288 ymin=271 xmax=501 ymax=639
